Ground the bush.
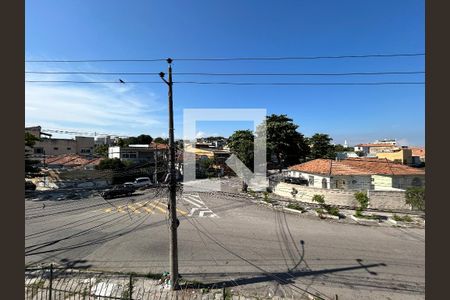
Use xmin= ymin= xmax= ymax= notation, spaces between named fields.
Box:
xmin=354 ymin=191 xmax=369 ymax=215
xmin=393 ymin=214 xmax=413 ymax=222
xmin=312 ymin=194 xmax=325 ymax=205
xmin=312 ymin=194 xmax=340 ymax=217
xmin=286 ymin=203 xmax=305 ymax=212
xmin=405 ymin=187 xmax=425 ymax=211
xmin=327 ymin=206 xmax=340 ymax=216
xmin=95 ymin=158 xmax=125 ymax=170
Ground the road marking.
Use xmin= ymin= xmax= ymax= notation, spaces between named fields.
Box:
xmin=188 ymin=207 xmax=219 ymax=218
xmin=176 ymin=208 xmax=188 ymax=216
xmin=151 ymin=202 xmax=167 ymax=213
xmin=183 ymin=198 xmax=202 ymax=208
xmin=184 ymin=194 xmax=205 ymax=206
xmin=99 ymin=200 xmax=187 ymax=215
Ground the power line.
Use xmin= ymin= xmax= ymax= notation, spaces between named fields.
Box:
xmin=25 ymin=80 xmax=425 ymax=86
xmin=25 ymin=70 xmax=425 ymax=76
xmin=25 ymin=52 xmax=424 ymax=63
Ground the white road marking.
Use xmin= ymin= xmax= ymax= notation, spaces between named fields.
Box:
xmin=183 ymin=197 xmax=203 ymax=208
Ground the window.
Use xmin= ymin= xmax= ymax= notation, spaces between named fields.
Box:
xmin=308 ymin=176 xmax=314 ymax=186
xmin=80 ymin=148 xmax=91 ymax=154
xmin=34 ymin=148 xmax=43 ymax=154
xmin=352 ymin=180 xmax=357 ymax=184
xmin=322 ymin=178 xmax=327 ymax=189
xmin=53 ymin=147 xmax=59 ymax=150
xmin=67 ymin=147 xmax=71 ymax=150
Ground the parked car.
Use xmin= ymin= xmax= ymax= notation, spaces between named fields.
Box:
xmin=125 ymin=177 xmax=153 ymax=189
xmin=101 ymin=184 xmax=135 ymax=199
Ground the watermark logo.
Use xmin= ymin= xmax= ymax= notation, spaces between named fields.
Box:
xmin=183 ymin=109 xmax=268 ymax=192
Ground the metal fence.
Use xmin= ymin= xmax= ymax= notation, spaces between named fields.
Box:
xmin=25 ymin=265 xmax=230 ymax=300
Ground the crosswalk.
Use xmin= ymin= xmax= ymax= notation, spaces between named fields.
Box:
xmin=98 ymin=193 xmax=218 ymax=218
xmin=182 ymin=194 xmax=219 ymax=218
xmin=102 ymin=200 xmax=187 ymax=216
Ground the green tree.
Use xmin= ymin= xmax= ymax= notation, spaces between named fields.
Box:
xmin=25 ymin=132 xmax=41 ymax=174
xmin=95 ymin=158 xmax=126 ymax=170
xmin=405 ymin=187 xmax=425 ymax=211
xmin=154 ymin=137 xmax=168 ymax=144
xmin=308 ymin=133 xmax=336 ymax=159
xmin=259 ymin=114 xmax=309 ymax=172
xmin=227 ymin=130 xmax=255 ymax=170
xmin=94 ymin=144 xmax=109 ymax=157
xmin=354 ymin=191 xmax=369 ymax=216
xmin=117 ymin=134 xmax=153 ymax=147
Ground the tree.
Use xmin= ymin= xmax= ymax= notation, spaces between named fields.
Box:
xmin=227 ymin=130 xmax=255 ymax=171
xmin=405 ymin=187 xmax=425 ymax=211
xmin=95 ymin=158 xmax=126 ymax=170
xmin=308 ymin=133 xmax=335 ymax=159
xmin=116 ymin=134 xmax=153 ymax=147
xmin=94 ymin=144 xmax=109 ymax=158
xmin=154 ymin=137 xmax=168 ymax=144
xmin=259 ymin=114 xmax=309 ymax=172
xmin=25 ymin=132 xmax=41 ymax=175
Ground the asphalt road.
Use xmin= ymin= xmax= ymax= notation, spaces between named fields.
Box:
xmin=25 ymin=186 xmax=425 ymax=299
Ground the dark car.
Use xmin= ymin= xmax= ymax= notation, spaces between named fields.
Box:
xmin=101 ymin=185 xmax=135 ymax=199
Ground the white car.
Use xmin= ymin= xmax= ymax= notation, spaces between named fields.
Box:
xmin=125 ymin=177 xmax=152 ymax=189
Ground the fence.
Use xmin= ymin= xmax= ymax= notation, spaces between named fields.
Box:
xmin=273 ymin=182 xmax=412 ymax=211
xmin=25 ymin=265 xmax=238 ymax=300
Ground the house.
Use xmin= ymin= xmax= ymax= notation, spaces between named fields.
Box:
xmin=375 ymin=148 xmax=413 ymax=165
xmin=409 ymin=147 xmax=425 ymax=164
xmin=108 ymin=143 xmax=169 ymax=163
xmin=45 ymin=154 xmax=103 ymax=170
xmin=354 ymin=143 xmax=398 ymax=155
xmin=335 ymin=152 xmax=359 ymax=159
xmin=286 ymin=158 xmax=425 ymax=191
xmin=25 ymin=126 xmax=95 ymax=156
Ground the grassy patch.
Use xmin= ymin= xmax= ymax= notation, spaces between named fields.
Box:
xmin=392 ymin=214 xmax=413 ymax=222
xmin=286 ymin=203 xmax=305 ymax=212
xmin=354 ymin=213 xmax=380 ymax=220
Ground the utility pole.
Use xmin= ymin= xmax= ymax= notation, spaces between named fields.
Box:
xmin=160 ymin=58 xmax=179 ymax=290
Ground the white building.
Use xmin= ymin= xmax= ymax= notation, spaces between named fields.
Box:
xmin=286 ymin=158 xmax=425 ymax=191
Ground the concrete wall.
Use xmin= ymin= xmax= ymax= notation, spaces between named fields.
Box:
xmin=376 ymin=149 xmax=413 ymax=165
xmin=273 ymin=182 xmax=412 ymax=211
xmin=33 ymin=136 xmax=95 ymax=156
xmin=287 ymin=171 xmax=372 ymax=190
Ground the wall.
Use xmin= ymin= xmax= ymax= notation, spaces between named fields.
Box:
xmin=75 ymin=136 xmax=95 ymax=155
xmin=376 ymin=149 xmax=413 ymax=165
xmin=34 ymin=138 xmax=77 ymax=156
xmin=273 ymin=182 xmax=411 ymax=211
xmin=287 ymin=171 xmax=330 ymax=188
xmin=288 ymin=171 xmax=372 ymax=190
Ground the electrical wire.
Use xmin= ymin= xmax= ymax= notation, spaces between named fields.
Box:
xmin=25 ymin=80 xmax=425 ymax=85
xmin=25 ymin=53 xmax=424 ymax=63
xmin=25 ymin=70 xmax=425 ymax=76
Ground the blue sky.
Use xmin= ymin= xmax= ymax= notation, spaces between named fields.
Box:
xmin=25 ymin=0 xmax=425 ymax=146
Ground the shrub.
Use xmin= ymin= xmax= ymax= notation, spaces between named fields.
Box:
xmin=405 ymin=187 xmax=425 ymax=211
xmin=354 ymin=191 xmax=369 ymax=215
xmin=312 ymin=194 xmax=340 ymax=217
xmin=312 ymin=194 xmax=325 ymax=205
xmin=287 ymin=203 xmax=305 ymax=212
xmin=327 ymin=206 xmax=340 ymax=216
xmin=393 ymin=214 xmax=413 ymax=222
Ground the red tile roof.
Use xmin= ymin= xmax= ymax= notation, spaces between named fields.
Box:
xmin=46 ymin=154 xmax=104 ymax=167
xmin=409 ymin=147 xmax=425 ymax=157
xmin=149 ymin=142 xmax=169 ymax=150
xmin=288 ymin=158 xmax=425 ymax=176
